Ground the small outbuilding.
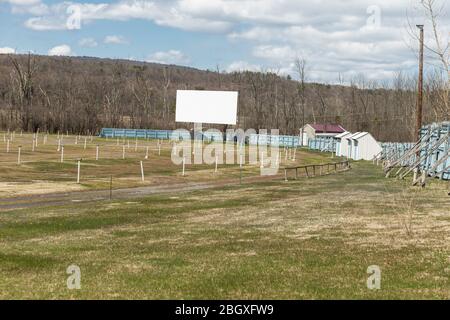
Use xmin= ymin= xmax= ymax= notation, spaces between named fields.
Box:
xmin=334 ymin=131 xmax=352 ymax=157
xmin=347 ymin=132 xmax=382 ymax=161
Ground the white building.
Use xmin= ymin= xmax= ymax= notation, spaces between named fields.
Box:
xmin=334 ymin=131 xmax=352 ymax=157
xmin=300 ymin=123 xmax=347 ymax=146
xmin=347 ymin=132 xmax=382 ymax=161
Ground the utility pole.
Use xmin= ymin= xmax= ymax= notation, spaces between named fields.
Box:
xmin=416 ymin=25 xmax=424 ymax=142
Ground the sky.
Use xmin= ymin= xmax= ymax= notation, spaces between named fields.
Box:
xmin=0 ymin=0 xmax=448 ymax=83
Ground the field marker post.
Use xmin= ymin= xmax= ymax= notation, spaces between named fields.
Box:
xmin=84 ymin=137 xmax=87 ymax=150
xmin=158 ymin=143 xmax=161 ymax=156
xmin=109 ymin=176 xmax=113 ymax=200
xmin=215 ymin=155 xmax=218 ymax=173
xmin=182 ymin=156 xmax=186 ymax=176
xmin=135 ymin=139 xmax=138 ymax=152
xmin=96 ymin=145 xmax=99 ymax=160
xmin=6 ymin=139 xmax=10 ymax=153
xmin=284 ymin=168 xmax=288 ymax=182
xmin=122 ymin=145 xmax=126 ymax=159
xmin=57 ymin=138 xmax=61 ymax=152
xmin=76 ymin=159 xmax=81 ymax=184
xmin=260 ymin=152 xmax=264 ymax=169
xmin=240 ymin=161 xmax=243 ymax=185
xmin=32 ymin=137 xmax=35 ymax=152
xmin=60 ymin=146 xmax=64 ymax=163
xmin=140 ymin=161 xmax=145 ymax=182
xmin=145 ymin=146 xmax=149 ymax=159
xmin=17 ymin=146 xmax=21 ymax=165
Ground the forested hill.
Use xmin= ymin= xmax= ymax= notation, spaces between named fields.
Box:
xmin=0 ymin=54 xmax=445 ymax=142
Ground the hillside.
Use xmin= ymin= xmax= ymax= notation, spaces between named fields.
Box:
xmin=0 ymin=54 xmax=442 ymax=142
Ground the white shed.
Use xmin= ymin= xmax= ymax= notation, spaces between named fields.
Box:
xmin=334 ymin=131 xmax=352 ymax=157
xmin=348 ymin=132 xmax=382 ymax=161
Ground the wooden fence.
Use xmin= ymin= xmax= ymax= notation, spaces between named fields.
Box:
xmin=283 ymin=160 xmax=351 ymax=181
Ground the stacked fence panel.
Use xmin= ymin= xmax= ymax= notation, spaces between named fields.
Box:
xmin=308 ymin=136 xmax=336 ymax=152
xmin=248 ymin=134 xmax=300 ymax=147
xmin=419 ymin=122 xmax=450 ymax=180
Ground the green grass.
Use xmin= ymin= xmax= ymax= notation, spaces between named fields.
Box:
xmin=0 ymin=160 xmax=449 ymax=299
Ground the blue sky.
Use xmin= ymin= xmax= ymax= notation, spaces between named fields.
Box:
xmin=0 ymin=0 xmax=448 ymax=83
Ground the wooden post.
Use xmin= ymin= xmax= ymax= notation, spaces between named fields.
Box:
xmin=6 ymin=139 xmax=9 ymax=153
xmin=158 ymin=143 xmax=161 ymax=156
xmin=32 ymin=138 xmax=35 ymax=152
xmin=284 ymin=168 xmax=288 ymax=182
xmin=84 ymin=137 xmax=87 ymax=150
xmin=57 ymin=138 xmax=61 ymax=152
xmin=182 ymin=156 xmax=186 ymax=176
xmin=96 ymin=145 xmax=99 ymax=161
xmin=140 ymin=161 xmax=145 ymax=182
xmin=60 ymin=146 xmax=64 ymax=163
xmin=145 ymin=146 xmax=149 ymax=160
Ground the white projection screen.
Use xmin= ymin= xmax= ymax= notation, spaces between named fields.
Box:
xmin=176 ymin=90 xmax=238 ymax=125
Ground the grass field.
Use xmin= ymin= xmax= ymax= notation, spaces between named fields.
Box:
xmin=0 ymin=133 xmax=449 ymax=299
xmin=0 ymin=133 xmax=330 ymax=197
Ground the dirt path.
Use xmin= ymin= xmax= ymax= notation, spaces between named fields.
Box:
xmin=0 ymin=174 xmax=283 ymax=211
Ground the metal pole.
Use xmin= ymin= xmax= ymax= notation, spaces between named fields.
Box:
xmin=77 ymin=159 xmax=81 ymax=184
xmin=140 ymin=160 xmax=145 ymax=182
xmin=17 ymin=146 xmax=21 ymax=165
xmin=109 ymin=175 xmax=113 ymax=200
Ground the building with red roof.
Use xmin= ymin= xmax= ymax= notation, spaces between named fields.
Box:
xmin=300 ymin=123 xmax=347 ymax=146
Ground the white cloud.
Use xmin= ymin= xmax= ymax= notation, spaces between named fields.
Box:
xmin=0 ymin=47 xmax=16 ymax=54
xmin=4 ymin=0 xmax=449 ymax=82
xmin=48 ymin=44 xmax=72 ymax=56
xmin=147 ymin=50 xmax=190 ymax=65
xmin=3 ymin=0 xmax=41 ymax=5
xmin=104 ymin=35 xmax=127 ymax=45
xmin=226 ymin=61 xmax=260 ymax=73
xmin=78 ymin=37 xmax=98 ymax=47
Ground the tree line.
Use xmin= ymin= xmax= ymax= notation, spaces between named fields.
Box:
xmin=0 ymin=53 xmax=447 ymax=142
